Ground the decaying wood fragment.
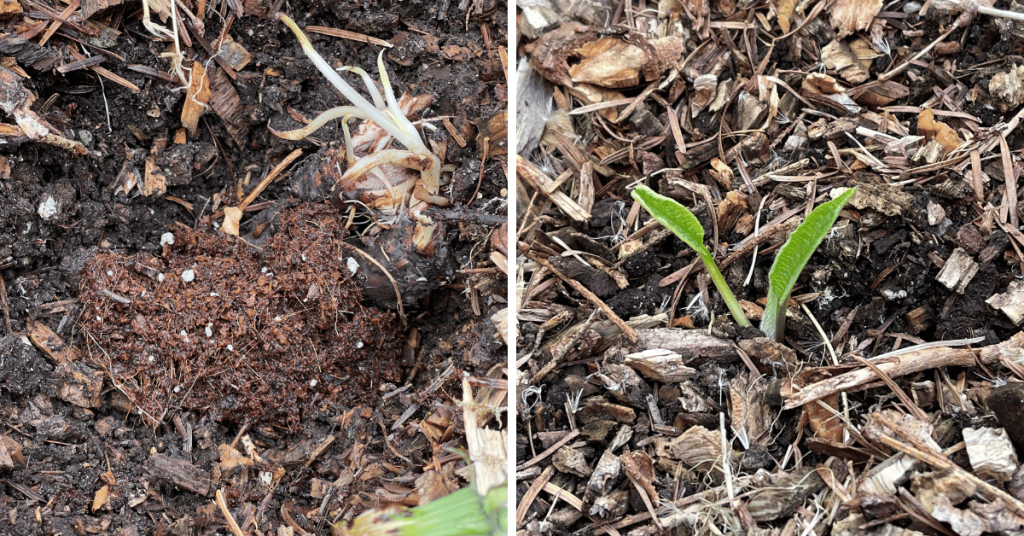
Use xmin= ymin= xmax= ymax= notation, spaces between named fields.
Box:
xmin=963 ymin=427 xmax=1018 ymax=483
xmin=986 ymin=280 xmax=1024 ymax=325
xmin=0 ymin=435 xmax=23 ymax=469
xmin=552 ymin=446 xmax=591 ymax=477
xmin=936 ymin=248 xmax=979 ymax=294
xmin=208 ymin=65 xmax=248 ymax=145
xmin=747 ymin=467 xmax=825 ymax=522
xmin=147 ymin=453 xmax=211 ymax=495
xmin=462 ymin=377 xmax=508 ymax=495
xmin=584 ymin=451 xmax=621 ymax=503
xmin=181 ymin=60 xmax=212 ymax=135
xmin=633 ymin=328 xmax=739 ymax=364
xmin=729 ymin=373 xmax=771 ymax=447
xmin=517 ymin=154 xmax=590 ymax=222
xmin=82 ymin=0 xmax=128 ymax=19
xmin=782 ymin=332 xmax=1024 ymax=410
xmin=623 ymin=349 xmax=697 ymax=382
xmin=656 ymin=425 xmax=723 ymax=469
xmin=848 ymin=180 xmax=916 ymax=217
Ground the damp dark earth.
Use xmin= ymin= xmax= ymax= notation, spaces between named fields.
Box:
xmin=0 ymin=0 xmax=508 ymax=533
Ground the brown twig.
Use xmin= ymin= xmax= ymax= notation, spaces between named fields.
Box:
xmin=338 ymin=242 xmax=406 ymax=325
xmin=784 ymin=332 xmax=1024 ymax=410
xmin=0 ymin=273 xmax=10 ymax=336
xmin=528 ymin=253 xmax=638 ymax=343
xmin=238 ymin=149 xmax=303 ymax=210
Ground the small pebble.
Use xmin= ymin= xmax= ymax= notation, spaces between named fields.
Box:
xmin=309 ymin=379 xmax=318 ymax=387
xmin=157 ymin=273 xmax=165 ymax=283
xmin=227 ymin=344 xmax=234 ymax=351
xmin=182 ymin=269 xmax=195 ymax=282
xmin=356 ymin=341 xmax=364 ymax=349
xmin=37 ymin=195 xmax=58 ymax=220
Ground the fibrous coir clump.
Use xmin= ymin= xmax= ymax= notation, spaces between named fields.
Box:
xmin=78 ymin=203 xmax=402 ymax=428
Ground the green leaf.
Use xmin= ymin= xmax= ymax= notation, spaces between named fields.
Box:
xmin=761 ymin=187 xmax=858 ymax=341
xmin=631 ymin=185 xmax=750 ymax=327
xmin=345 ymin=484 xmax=507 ymax=536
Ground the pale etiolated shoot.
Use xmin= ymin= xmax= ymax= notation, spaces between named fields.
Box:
xmin=273 ymin=13 xmax=450 ymax=253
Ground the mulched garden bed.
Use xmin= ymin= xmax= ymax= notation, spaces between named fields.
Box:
xmin=515 ymin=0 xmax=1024 ymax=533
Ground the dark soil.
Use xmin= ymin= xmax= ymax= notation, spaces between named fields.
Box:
xmin=0 ymin=0 xmax=507 ymax=533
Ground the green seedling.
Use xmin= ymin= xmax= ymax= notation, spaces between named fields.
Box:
xmin=760 ymin=187 xmax=857 ymax=340
xmin=337 ymin=483 xmax=507 ymax=536
xmin=631 ymin=185 xmax=857 ymax=341
xmin=631 ymin=185 xmax=751 ymax=328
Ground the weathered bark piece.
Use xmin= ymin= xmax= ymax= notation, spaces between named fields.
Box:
xmin=715 ymin=190 xmax=748 ymax=235
xmin=0 ymin=435 xmax=23 ymax=468
xmin=622 ymin=450 xmax=659 ymax=507
xmin=27 ymin=319 xmax=80 ymax=363
xmin=147 ymin=453 xmax=211 ymax=495
xmin=821 ymin=40 xmax=869 ymax=84
xmin=739 ymin=337 xmax=798 ymax=373
xmin=634 ymin=328 xmax=739 ymax=364
xmin=987 ymin=280 xmax=1024 ymax=325
xmin=0 ymin=36 xmax=61 ymax=71
xmin=848 ymin=180 xmax=917 ymax=217
xmin=208 ymin=65 xmax=249 ymax=146
xmin=553 ymin=447 xmax=592 ymax=477
xmin=657 ymin=425 xmax=722 ymax=468
xmin=936 ymin=248 xmax=979 ymax=294
xmin=913 ymin=470 xmax=1024 ymax=536
xmin=518 ymin=155 xmax=590 ymax=222
xmin=56 ymin=361 xmax=104 ymax=408
xmin=729 ymin=374 xmax=771 ymax=447
xmin=590 ymin=489 xmax=629 ymax=519
xmin=783 ymin=347 xmax=975 ymax=410
xmin=963 ymin=427 xmax=1018 ymax=483
xmin=584 ymin=451 xmax=621 ymax=502
xmin=180 ymin=61 xmax=211 ymax=135
xmin=990 ymin=66 xmax=1024 ymax=108
xmin=82 ymin=0 xmax=127 ymax=18
xmin=808 ymin=116 xmax=858 ymax=141
xmin=526 ymin=22 xmax=598 ymax=86
xmin=830 ymin=0 xmax=882 ymax=37
xmin=577 ymin=398 xmax=636 ymax=424
xmin=747 ymin=467 xmax=825 ymax=522
xmin=624 ymin=349 xmax=697 ymax=382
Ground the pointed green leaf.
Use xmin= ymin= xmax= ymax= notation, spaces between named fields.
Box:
xmin=631 ymin=185 xmax=750 ymax=327
xmin=631 ymin=185 xmax=707 ymax=255
xmin=761 ymin=187 xmax=858 ymax=340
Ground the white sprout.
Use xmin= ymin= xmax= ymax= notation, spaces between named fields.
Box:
xmin=274 ymin=14 xmax=446 ymax=208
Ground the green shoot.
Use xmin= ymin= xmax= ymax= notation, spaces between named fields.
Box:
xmin=761 ymin=187 xmax=857 ymax=341
xmin=339 ymin=484 xmax=507 ymax=536
xmin=631 ymin=185 xmax=751 ymax=327
xmin=631 ymin=184 xmax=858 ymax=341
